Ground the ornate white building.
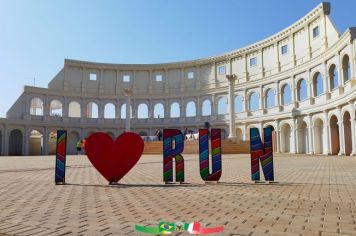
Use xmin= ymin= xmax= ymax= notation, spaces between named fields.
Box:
xmin=1 ymin=2 xmax=355 ymax=156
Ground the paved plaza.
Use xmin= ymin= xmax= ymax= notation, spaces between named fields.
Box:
xmin=0 ymin=154 xmax=356 ymax=235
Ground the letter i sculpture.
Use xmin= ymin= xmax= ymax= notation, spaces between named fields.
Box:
xmin=55 ymin=130 xmax=67 ymax=184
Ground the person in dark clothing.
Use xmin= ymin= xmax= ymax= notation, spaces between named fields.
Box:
xmin=156 ymin=129 xmax=163 ymax=141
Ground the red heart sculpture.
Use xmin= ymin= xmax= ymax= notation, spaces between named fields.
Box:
xmin=85 ymin=132 xmax=144 ymax=183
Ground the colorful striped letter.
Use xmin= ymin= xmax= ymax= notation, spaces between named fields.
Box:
xmin=55 ymin=130 xmax=67 ymax=184
xmin=163 ymin=129 xmax=184 ymax=183
xmin=199 ymin=129 xmax=222 ymax=181
xmin=250 ymin=127 xmax=274 ymax=181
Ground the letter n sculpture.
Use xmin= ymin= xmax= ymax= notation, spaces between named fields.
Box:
xmin=250 ymin=127 xmax=274 ymax=182
xmin=163 ymin=129 xmax=184 ymax=183
xmin=55 ymin=130 xmax=67 ymax=184
xmin=199 ymin=129 xmax=222 ymax=181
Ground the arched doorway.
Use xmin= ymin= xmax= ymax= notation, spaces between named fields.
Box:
xmin=9 ymin=129 xmax=23 ymax=156
xmin=297 ymin=121 xmax=308 ymax=154
xmin=330 ymin=115 xmax=340 ymax=155
xmin=313 ymin=119 xmax=324 ymax=154
xmin=48 ymin=130 xmax=57 ymax=155
xmin=29 ymin=130 xmax=43 ymax=155
xmin=280 ymin=123 xmax=291 ymax=153
xmin=343 ymin=111 xmax=352 ymax=155
xmin=236 ymin=128 xmax=243 ymax=142
xmin=68 ymin=131 xmax=80 ymax=155
xmin=265 ymin=125 xmax=276 ymax=153
xmin=342 ymin=54 xmax=351 ymax=83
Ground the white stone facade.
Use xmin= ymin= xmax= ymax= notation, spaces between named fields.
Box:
xmin=0 ymin=2 xmax=355 ymax=155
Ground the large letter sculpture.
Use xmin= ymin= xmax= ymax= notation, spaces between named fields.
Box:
xmin=250 ymin=127 xmax=274 ymax=181
xmin=199 ymin=129 xmax=222 ymax=181
xmin=55 ymin=130 xmax=67 ymax=184
xmin=163 ymin=129 xmax=184 ymax=183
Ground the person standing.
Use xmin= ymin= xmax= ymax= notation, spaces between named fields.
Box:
xmin=155 ymin=129 xmax=163 ymax=141
xmin=76 ymin=140 xmax=82 ymax=155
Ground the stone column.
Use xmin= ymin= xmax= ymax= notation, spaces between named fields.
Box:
xmin=276 ymin=81 xmax=281 ymax=109
xmin=294 ymin=119 xmax=299 ymax=153
xmin=323 ymin=61 xmax=331 ymax=100
xmin=243 ymin=89 xmax=248 ymax=112
xmin=23 ymin=128 xmax=28 ymax=156
xmin=115 ymin=99 xmax=120 ymax=119
xmin=350 ymin=109 xmax=356 ymax=156
xmin=211 ymin=94 xmax=216 ymax=116
xmin=306 ymin=25 xmax=312 ymax=59
xmin=323 ymin=111 xmax=330 ymax=155
xmin=63 ymin=97 xmax=69 ymax=118
xmin=290 ymin=34 xmax=296 ymax=66
xmin=196 ymin=96 xmax=201 ymax=117
xmin=321 ymin=13 xmax=328 ymax=50
xmin=4 ymin=128 xmax=9 ymax=155
xmin=290 ymin=119 xmax=297 ymax=154
xmin=124 ymin=88 xmax=132 ymax=132
xmin=226 ymin=74 xmax=237 ymax=138
xmin=148 ymin=100 xmax=153 ymax=118
xmin=98 ymin=101 xmax=105 ymax=119
xmin=81 ymin=99 xmax=87 ymax=118
xmin=338 ymin=53 xmax=345 ymax=86
xmin=259 ymin=86 xmax=264 ymax=111
xmin=308 ymin=115 xmax=314 ymax=154
xmin=337 ymin=108 xmax=345 ymax=155
xmin=43 ymin=127 xmax=49 ymax=155
xmin=275 ymin=43 xmax=281 ymax=72
xmin=164 ymin=100 xmax=169 ymax=118
xmin=243 ymin=123 xmax=248 ymax=141
xmin=275 ymin=120 xmax=281 ymax=153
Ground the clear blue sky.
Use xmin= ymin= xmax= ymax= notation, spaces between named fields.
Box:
xmin=1 ymin=0 xmax=356 ymax=118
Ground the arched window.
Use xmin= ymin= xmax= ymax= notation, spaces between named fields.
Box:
xmin=30 ymin=97 xmax=44 ymax=115
xmin=297 ymin=79 xmax=307 ymax=101
xmin=202 ymin=100 xmax=211 ymax=116
xmin=87 ymin=102 xmax=98 ymax=118
xmin=154 ymin=103 xmax=164 ymax=118
xmin=329 ymin=64 xmax=338 ymax=90
xmin=121 ymin=103 xmax=132 ymax=119
xmin=104 ymin=103 xmax=116 ymax=119
xmin=313 ymin=72 xmax=324 ymax=97
xmin=249 ymin=92 xmax=259 ymax=111
xmin=68 ymin=101 xmax=81 ymax=118
xmin=137 ymin=103 xmax=148 ymax=119
xmin=217 ymin=97 xmax=227 ymax=114
xmin=186 ymin=101 xmax=196 ymax=117
xmin=50 ymin=100 xmax=63 ymax=117
xmin=265 ymin=89 xmax=275 ymax=108
xmin=170 ymin=102 xmax=180 ymax=118
xmin=342 ymin=54 xmax=351 ymax=82
xmin=235 ymin=95 xmax=243 ymax=113
xmin=281 ymin=84 xmax=291 ymax=105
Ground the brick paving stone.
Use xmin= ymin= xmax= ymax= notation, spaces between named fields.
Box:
xmin=0 ymin=154 xmax=356 ymax=235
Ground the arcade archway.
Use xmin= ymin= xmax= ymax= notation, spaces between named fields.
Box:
xmin=297 ymin=121 xmax=308 ymax=154
xmin=9 ymin=129 xmax=23 ymax=156
xmin=343 ymin=111 xmax=352 ymax=155
xmin=29 ymin=130 xmax=43 ymax=155
xmin=330 ymin=115 xmax=340 ymax=155
xmin=280 ymin=123 xmax=291 ymax=153
xmin=68 ymin=131 xmax=80 ymax=155
xmin=313 ymin=118 xmax=324 ymax=154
